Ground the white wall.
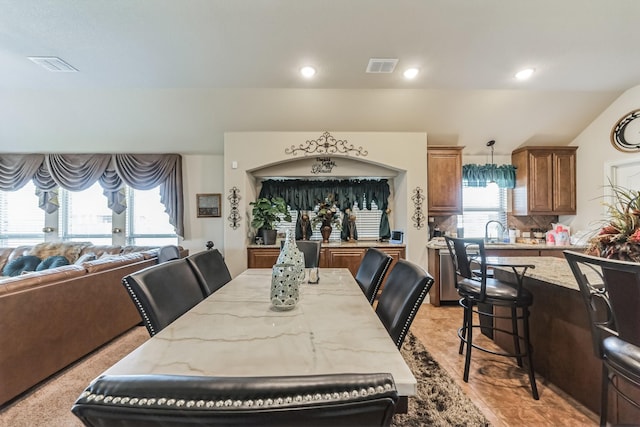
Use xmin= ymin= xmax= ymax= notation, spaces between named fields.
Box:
xmin=568 ymin=84 xmax=640 ymax=235
xmin=179 ymin=154 xmax=225 ymax=256
xmin=223 ymin=132 xmax=428 ymax=276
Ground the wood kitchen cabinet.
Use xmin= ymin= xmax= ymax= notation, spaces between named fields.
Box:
xmin=427 ymin=146 xmax=464 ymax=215
xmin=511 ymin=146 xmax=577 ymax=215
xmin=247 ymin=244 xmax=405 ymax=288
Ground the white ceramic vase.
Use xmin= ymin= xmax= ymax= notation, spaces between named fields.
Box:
xmin=277 ymin=229 xmax=305 ymax=284
xmin=270 ymin=263 xmax=299 ymax=310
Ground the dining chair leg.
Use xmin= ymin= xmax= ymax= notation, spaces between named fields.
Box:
xmin=600 ymin=363 xmax=609 ymax=427
xmin=463 ymin=302 xmax=474 ymax=382
xmin=522 ymin=307 xmax=539 ymax=400
xmin=511 ymin=306 xmax=523 ymax=367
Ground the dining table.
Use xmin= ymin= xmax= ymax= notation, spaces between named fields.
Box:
xmin=100 ymin=268 xmax=417 ymax=411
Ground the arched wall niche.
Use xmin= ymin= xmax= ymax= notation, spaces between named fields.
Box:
xmin=223 ymin=131 xmax=427 ymax=276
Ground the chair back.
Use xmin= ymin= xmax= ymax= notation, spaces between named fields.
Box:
xmin=72 ymin=373 xmax=399 ymax=427
xmin=186 ymin=249 xmax=232 ymax=296
xmin=295 ymin=240 xmax=322 ymax=268
xmin=157 ymin=245 xmax=180 ymax=263
xmin=565 ymin=250 xmax=640 ymax=353
xmin=375 ymin=259 xmax=434 ymax=348
xmin=444 ymin=236 xmax=490 ymax=298
xmin=355 ymin=248 xmax=393 ymax=305
xmin=280 ymin=240 xmax=321 ymax=268
xmin=122 ymin=259 xmax=205 ymax=336
xmin=564 ymin=251 xmax=618 ymax=358
xmin=444 ymin=236 xmax=485 ymax=279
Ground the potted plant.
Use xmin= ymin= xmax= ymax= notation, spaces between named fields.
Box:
xmin=250 ymin=196 xmax=292 ymax=245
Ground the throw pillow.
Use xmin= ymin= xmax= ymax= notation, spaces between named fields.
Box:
xmin=74 ymin=252 xmax=97 ymax=265
xmin=2 ymin=255 xmax=42 ymax=277
xmin=36 ymin=255 xmax=70 ymax=271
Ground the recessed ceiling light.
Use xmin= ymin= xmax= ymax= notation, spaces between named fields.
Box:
xmin=403 ymin=68 xmax=419 ymax=79
xmin=515 ymin=68 xmax=535 ymax=80
xmin=300 ymin=66 xmax=316 ymax=78
xmin=28 ymin=56 xmax=78 ymax=72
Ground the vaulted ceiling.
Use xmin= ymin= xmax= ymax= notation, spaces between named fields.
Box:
xmin=1 ymin=0 xmax=638 ymax=156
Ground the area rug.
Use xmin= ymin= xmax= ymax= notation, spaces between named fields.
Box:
xmin=392 ymin=332 xmax=491 ymax=427
xmin=0 ymin=327 xmax=490 ymax=427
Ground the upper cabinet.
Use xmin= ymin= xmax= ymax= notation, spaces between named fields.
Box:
xmin=427 ymin=146 xmax=463 ymax=215
xmin=511 ymin=146 xmax=577 ymax=215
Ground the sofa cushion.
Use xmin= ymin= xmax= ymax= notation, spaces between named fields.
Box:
xmin=36 ymin=255 xmax=70 ymax=271
xmin=3 ymin=255 xmax=42 ymax=277
xmin=0 ymin=264 xmax=86 ymax=294
xmin=74 ymin=252 xmax=97 ymax=265
xmin=83 ymin=253 xmax=145 ymax=273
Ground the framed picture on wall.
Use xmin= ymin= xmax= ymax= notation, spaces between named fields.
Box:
xmin=196 ymin=193 xmax=221 ymax=218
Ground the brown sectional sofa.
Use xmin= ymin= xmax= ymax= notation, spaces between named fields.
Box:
xmin=0 ymin=242 xmax=185 ymax=406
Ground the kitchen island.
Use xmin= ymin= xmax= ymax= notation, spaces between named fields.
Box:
xmin=426 ymin=238 xmax=585 ymax=306
xmin=492 ymin=256 xmax=639 ymax=424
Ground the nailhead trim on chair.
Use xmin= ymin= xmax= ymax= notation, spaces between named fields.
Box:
xmin=395 ymin=283 xmax=430 ymax=348
xmin=78 ymin=383 xmax=394 ymax=410
xmin=122 ymin=278 xmax=156 ymax=336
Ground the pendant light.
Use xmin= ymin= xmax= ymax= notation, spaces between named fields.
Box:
xmin=486 ymin=140 xmax=496 ymax=183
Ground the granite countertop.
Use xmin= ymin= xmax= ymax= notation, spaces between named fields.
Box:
xmin=488 ymin=256 xmax=586 ymax=291
xmin=426 ymin=237 xmax=586 ymax=251
xmin=248 ymin=240 xmax=406 ymax=249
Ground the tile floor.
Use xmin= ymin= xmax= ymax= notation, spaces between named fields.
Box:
xmin=409 ymin=304 xmax=599 ymax=427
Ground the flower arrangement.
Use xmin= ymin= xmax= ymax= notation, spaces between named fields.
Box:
xmin=588 ymin=184 xmax=640 ymax=262
xmin=311 ymin=196 xmax=342 ymax=230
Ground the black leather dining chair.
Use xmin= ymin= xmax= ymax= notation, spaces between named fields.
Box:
xmin=280 ymin=240 xmax=321 ymax=268
xmin=71 ymin=373 xmax=399 ymax=427
xmin=122 ymin=259 xmax=206 ymax=337
xmin=564 ymin=250 xmax=640 ymax=426
xmin=185 ymin=249 xmax=232 ymax=296
xmin=444 ymin=236 xmax=539 ymax=399
xmin=375 ymin=259 xmax=434 ymax=349
xmin=355 ymin=247 xmax=393 ymax=305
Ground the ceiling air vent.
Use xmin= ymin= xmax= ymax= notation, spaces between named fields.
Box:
xmin=28 ymin=56 xmax=78 ymax=72
xmin=366 ymin=58 xmax=398 ymax=73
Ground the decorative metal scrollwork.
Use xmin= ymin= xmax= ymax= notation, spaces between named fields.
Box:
xmin=227 ymin=186 xmax=241 ymax=229
xmin=411 ymin=187 xmax=426 ymax=230
xmin=285 ymin=131 xmax=368 ymax=157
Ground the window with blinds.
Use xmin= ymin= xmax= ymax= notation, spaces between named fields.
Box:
xmin=277 ymin=199 xmax=382 ymax=241
xmin=0 ymin=182 xmax=45 ymax=246
xmin=60 ymin=183 xmax=114 ymax=244
xmin=126 ymin=187 xmax=177 ymax=246
xmin=59 ymin=184 xmax=177 ymax=245
xmin=459 ymin=182 xmax=507 ymax=238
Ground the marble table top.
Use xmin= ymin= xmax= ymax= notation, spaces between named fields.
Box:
xmin=103 ymin=268 xmax=417 ymax=396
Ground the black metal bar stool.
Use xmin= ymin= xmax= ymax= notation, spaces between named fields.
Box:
xmin=444 ymin=236 xmax=539 ymax=399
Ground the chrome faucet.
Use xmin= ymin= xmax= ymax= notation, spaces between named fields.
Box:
xmin=484 ymin=220 xmax=506 ymax=243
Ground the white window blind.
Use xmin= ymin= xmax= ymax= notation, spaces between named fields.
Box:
xmin=459 ymin=182 xmax=507 ymax=238
xmin=60 ymin=184 xmax=177 ymax=246
xmin=60 ymin=183 xmax=113 ymax=244
xmin=0 ymin=182 xmax=45 ymax=246
xmin=126 ymin=187 xmax=177 ymax=246
xmin=276 ymin=198 xmax=382 ymax=241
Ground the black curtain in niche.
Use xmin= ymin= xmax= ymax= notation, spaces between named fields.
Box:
xmin=257 ymin=179 xmax=391 ymax=240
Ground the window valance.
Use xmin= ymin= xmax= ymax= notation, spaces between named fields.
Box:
xmin=258 ymin=179 xmax=391 ymax=240
xmin=0 ymin=154 xmax=184 ymax=237
xmin=462 ymin=164 xmax=516 ymax=188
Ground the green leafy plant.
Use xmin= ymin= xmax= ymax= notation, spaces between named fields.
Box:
xmin=250 ymin=196 xmax=292 ymax=231
xmin=588 ymin=184 xmax=640 ymax=261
